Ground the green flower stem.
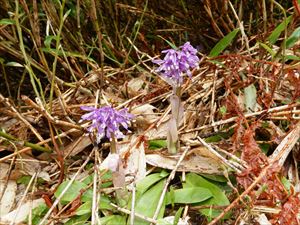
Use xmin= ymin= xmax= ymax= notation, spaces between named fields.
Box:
xmin=0 ymin=130 xmax=52 ymax=152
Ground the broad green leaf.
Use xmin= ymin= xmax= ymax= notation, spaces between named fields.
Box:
xmin=17 ymin=176 xmax=32 ymax=185
xmin=133 ymin=179 xmax=166 ymax=225
xmin=244 ymin=83 xmax=258 ymax=112
xmin=169 ymin=186 xmax=175 ymax=208
xmin=205 ymin=129 xmax=234 ymax=143
xmin=286 ymin=26 xmax=300 ymax=49
xmin=26 ymin=203 xmax=48 ymax=225
xmin=82 ymin=174 xmax=93 ymax=185
xmin=157 ymin=218 xmax=173 ymax=225
xmin=74 ymin=197 xmax=112 ymax=218
xmin=81 ymin=190 xmax=113 ymax=210
xmin=185 ymin=174 xmax=229 ymax=205
xmin=259 ymin=143 xmax=271 ymax=154
xmin=100 ymin=170 xmax=113 ymax=188
xmin=268 ymin=15 xmax=293 ymax=44
xmin=204 ymin=134 xmax=225 ymax=143
xmin=184 ymin=173 xmax=230 ymax=218
xmin=136 ymin=172 xmax=168 ymax=194
xmin=65 ymin=214 xmax=90 ymax=225
xmin=54 ymin=180 xmax=87 ymax=205
xmin=98 ymin=195 xmax=113 ymax=210
xmin=209 ymin=28 xmax=240 ymax=57
xmin=201 ymin=174 xmax=227 ymax=183
xmin=165 ymin=187 xmax=212 ymax=205
xmin=82 ymin=171 xmax=113 ymax=188
xmin=75 ymin=201 xmax=91 ymax=215
xmin=174 ymin=207 xmax=184 ymax=225
xmin=100 ymin=215 xmax=127 ymax=225
xmin=149 ymin=139 xmax=167 ymax=150
xmin=17 ymin=176 xmax=45 ymax=185
xmin=0 ymin=19 xmax=15 ymax=25
xmin=160 ymin=170 xmax=169 ymax=177
xmin=206 ymin=206 xmax=214 ymax=222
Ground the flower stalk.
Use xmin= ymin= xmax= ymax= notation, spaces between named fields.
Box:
xmin=153 ymin=42 xmax=199 ymax=154
xmin=110 ymin=132 xmax=117 ymax=154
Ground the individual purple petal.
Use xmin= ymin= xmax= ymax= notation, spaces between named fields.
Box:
xmin=80 ymin=106 xmax=134 ymax=143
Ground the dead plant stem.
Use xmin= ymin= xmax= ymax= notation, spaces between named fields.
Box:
xmin=151 ymin=146 xmax=190 ymax=223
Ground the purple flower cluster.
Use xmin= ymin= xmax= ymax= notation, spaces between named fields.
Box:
xmin=153 ymin=42 xmax=199 ymax=86
xmin=80 ymin=106 xmax=133 ymax=143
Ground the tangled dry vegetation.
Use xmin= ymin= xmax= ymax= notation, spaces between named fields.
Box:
xmin=0 ymin=0 xmax=300 ymax=224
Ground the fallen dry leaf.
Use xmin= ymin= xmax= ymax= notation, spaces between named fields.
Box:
xmin=0 ymin=198 xmax=45 ymax=224
xmin=0 ymin=163 xmax=9 ymax=180
xmin=64 ymin=135 xmax=92 ymax=157
xmin=14 ymin=156 xmax=51 ymax=182
xmin=132 ymin=104 xmax=158 ymax=131
xmin=146 ymin=152 xmax=223 ymax=174
xmin=119 ymin=136 xmax=147 ymax=181
xmin=125 ymin=77 xmax=145 ymax=97
xmin=0 ymin=180 xmax=17 ymax=216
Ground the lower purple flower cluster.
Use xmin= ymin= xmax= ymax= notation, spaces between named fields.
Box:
xmin=153 ymin=42 xmax=199 ymax=86
xmin=80 ymin=106 xmax=134 ymax=143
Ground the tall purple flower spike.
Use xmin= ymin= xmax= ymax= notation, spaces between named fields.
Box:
xmin=80 ymin=106 xmax=134 ymax=143
xmin=153 ymin=42 xmax=199 ymax=87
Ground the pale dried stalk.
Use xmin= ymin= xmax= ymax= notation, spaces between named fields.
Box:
xmin=271 ymin=110 xmax=300 ymax=116
xmin=130 ymin=184 xmax=136 ymax=225
xmin=21 ymin=95 xmax=80 ymax=129
xmin=110 ymin=203 xmax=157 ymax=224
xmin=151 ymin=146 xmax=190 ymax=223
xmin=268 ymin=122 xmax=300 ymax=166
xmin=0 ymin=94 xmax=48 ymax=147
xmin=183 ymin=102 xmax=300 ymax=134
xmin=228 ymin=0 xmax=250 ymax=52
xmin=216 ymin=147 xmax=248 ymax=169
xmin=197 ymin=137 xmax=243 ymax=173
xmin=209 ymin=69 xmax=218 ymax=132
xmin=36 ymin=96 xmax=82 ymax=130
xmin=0 ymin=128 xmax=79 ymax=163
xmin=91 ymin=150 xmax=100 ymax=225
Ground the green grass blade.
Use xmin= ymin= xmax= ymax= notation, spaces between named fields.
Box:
xmin=267 ymin=15 xmax=293 ymax=45
xmin=286 ymin=26 xmax=300 ymax=49
xmin=209 ymin=28 xmax=240 ymax=57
